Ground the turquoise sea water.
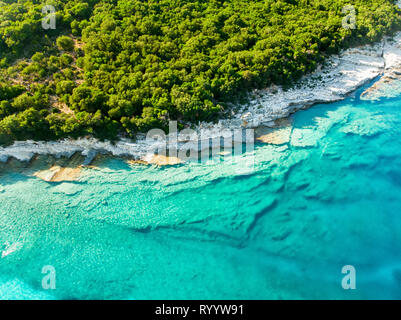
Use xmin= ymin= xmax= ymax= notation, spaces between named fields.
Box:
xmin=1 ymin=81 xmax=401 ymax=299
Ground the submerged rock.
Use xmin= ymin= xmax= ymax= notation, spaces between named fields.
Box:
xmin=30 ymin=153 xmax=85 ymax=182
xmin=255 ymin=119 xmax=292 ymax=145
xmin=51 ymin=182 xmax=82 ymax=196
xmin=34 ymin=166 xmax=82 ymax=182
xmin=290 ymin=128 xmax=321 ymax=147
xmin=340 ymin=114 xmax=391 ymax=137
xmin=128 ymin=154 xmax=182 ymax=166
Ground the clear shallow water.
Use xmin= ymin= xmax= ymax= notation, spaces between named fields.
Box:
xmin=1 ymin=83 xmax=401 ymax=299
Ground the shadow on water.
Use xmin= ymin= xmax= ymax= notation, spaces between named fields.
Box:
xmin=0 ymin=172 xmax=34 ymax=187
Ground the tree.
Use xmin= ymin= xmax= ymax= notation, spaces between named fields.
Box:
xmin=56 ymin=35 xmax=75 ymax=51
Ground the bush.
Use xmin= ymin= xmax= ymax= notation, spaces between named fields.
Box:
xmin=56 ymin=80 xmax=76 ymax=95
xmin=56 ymin=36 xmax=75 ymax=52
xmin=69 ymin=85 xmax=107 ymax=113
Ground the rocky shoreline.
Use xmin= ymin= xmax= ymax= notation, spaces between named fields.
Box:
xmin=2 ymin=31 xmax=401 ymax=171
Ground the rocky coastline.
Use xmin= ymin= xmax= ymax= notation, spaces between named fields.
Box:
xmin=2 ymin=32 xmax=401 ymax=175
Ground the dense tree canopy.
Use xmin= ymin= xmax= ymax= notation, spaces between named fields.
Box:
xmin=0 ymin=0 xmax=400 ymax=145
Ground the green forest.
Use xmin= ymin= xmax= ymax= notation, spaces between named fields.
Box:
xmin=0 ymin=0 xmax=400 ymax=145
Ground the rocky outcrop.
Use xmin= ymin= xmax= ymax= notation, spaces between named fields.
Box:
xmin=33 ymin=166 xmax=82 ymax=182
